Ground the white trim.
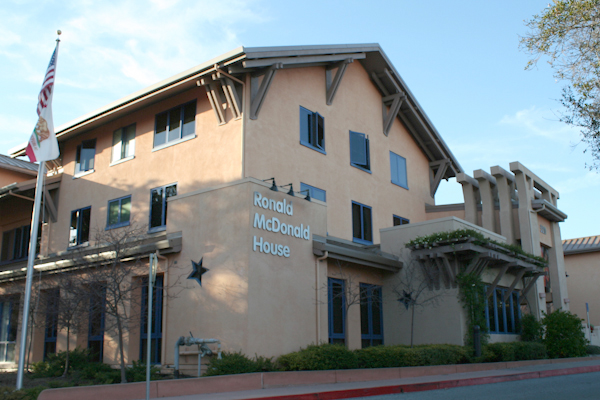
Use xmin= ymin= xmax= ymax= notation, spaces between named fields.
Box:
xmin=109 ymin=155 xmax=135 ymax=167
xmin=151 ymin=134 xmax=196 ymax=152
xmin=72 ymin=169 xmax=95 ymax=179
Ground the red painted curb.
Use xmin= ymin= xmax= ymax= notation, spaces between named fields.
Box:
xmin=247 ymin=365 xmax=600 ymax=400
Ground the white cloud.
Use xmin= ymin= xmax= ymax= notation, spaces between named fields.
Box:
xmin=499 ymin=106 xmax=580 ymax=144
xmin=555 ymin=171 xmax=600 ymax=195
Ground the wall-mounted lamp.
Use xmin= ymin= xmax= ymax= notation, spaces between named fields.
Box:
xmin=299 ymin=189 xmax=311 ymax=202
xmin=262 ymin=177 xmax=278 ymax=191
xmin=279 ymin=183 xmax=294 ymax=196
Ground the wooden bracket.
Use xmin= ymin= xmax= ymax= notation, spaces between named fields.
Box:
xmin=326 ymin=58 xmax=353 ymax=105
xmin=250 ymin=63 xmax=282 ymax=120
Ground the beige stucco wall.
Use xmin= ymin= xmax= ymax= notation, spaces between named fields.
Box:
xmin=244 ymin=63 xmax=433 ymax=245
xmin=0 ymin=168 xmax=35 ymax=188
xmin=565 ymin=251 xmax=600 ymax=326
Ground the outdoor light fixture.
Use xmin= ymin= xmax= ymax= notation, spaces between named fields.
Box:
xmin=280 ymin=183 xmax=294 ymax=196
xmin=299 ymin=189 xmax=311 ymax=201
xmin=262 ymin=177 xmax=278 ymax=191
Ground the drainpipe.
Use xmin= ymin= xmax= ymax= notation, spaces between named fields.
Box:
xmin=315 ymin=251 xmax=328 ymax=344
xmin=174 ymin=337 xmax=221 ymax=378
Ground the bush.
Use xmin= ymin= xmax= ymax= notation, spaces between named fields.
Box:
xmin=204 ymin=352 xmax=277 ymax=376
xmin=277 ymin=344 xmax=358 ymax=371
xmin=0 ymin=386 xmax=44 ymax=400
xmin=126 ymin=360 xmax=161 ymax=382
xmin=31 ymin=348 xmax=94 ymax=378
xmin=542 ymin=310 xmax=588 ymax=358
xmin=485 ymin=342 xmax=547 ymax=362
xmin=520 ymin=314 xmax=543 ymax=342
xmin=586 ymin=345 xmax=600 ymax=355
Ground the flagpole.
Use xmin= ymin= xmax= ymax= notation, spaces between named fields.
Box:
xmin=16 ymin=162 xmax=46 ymax=390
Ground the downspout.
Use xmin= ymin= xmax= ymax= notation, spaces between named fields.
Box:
xmin=315 ymin=251 xmax=328 ymax=344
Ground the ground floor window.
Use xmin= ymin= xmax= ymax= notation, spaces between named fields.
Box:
xmin=360 ymin=284 xmax=383 ymax=347
xmin=141 ymin=275 xmax=163 ymax=364
xmin=485 ymin=287 xmax=521 ymax=334
xmin=88 ymin=286 xmax=106 ymax=362
xmin=0 ymin=297 xmax=19 ymax=362
xmin=44 ymin=289 xmax=59 ymax=360
xmin=328 ymin=278 xmax=346 ymax=345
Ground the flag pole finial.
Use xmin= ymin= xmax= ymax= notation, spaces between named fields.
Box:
xmin=56 ymin=30 xmax=61 ymax=42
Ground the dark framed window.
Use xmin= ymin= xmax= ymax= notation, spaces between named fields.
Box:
xmin=111 ymin=124 xmax=136 ymax=163
xmin=69 ymin=207 xmax=91 ymax=247
xmin=393 ymin=215 xmax=410 ymax=226
xmin=300 ymin=183 xmax=326 ymax=202
xmin=149 ymin=184 xmax=177 ymax=231
xmin=328 ymin=278 xmax=346 ymax=345
xmin=352 ymin=201 xmax=373 ymax=244
xmin=349 ymin=131 xmax=370 ymax=172
xmin=44 ymin=288 xmax=60 ymax=360
xmin=153 ymin=101 xmax=196 ymax=148
xmin=299 ymin=106 xmax=325 ymax=153
xmin=1 ymin=225 xmax=30 ymax=263
xmin=390 ymin=151 xmax=408 ymax=189
xmin=141 ymin=275 xmax=163 ymax=364
xmin=0 ymin=297 xmax=19 ymax=362
xmin=360 ymin=284 xmax=383 ymax=348
xmin=107 ymin=196 xmax=131 ymax=229
xmin=75 ymin=139 xmax=96 ymax=175
xmin=88 ymin=285 xmax=106 ymax=363
xmin=485 ymin=286 xmax=521 ymax=334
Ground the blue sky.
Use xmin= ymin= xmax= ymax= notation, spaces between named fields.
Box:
xmin=1 ymin=0 xmax=598 ymax=240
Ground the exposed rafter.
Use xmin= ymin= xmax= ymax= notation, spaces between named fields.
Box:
xmin=220 ymin=77 xmax=242 ymax=120
xmin=198 ymin=78 xmax=226 ymax=125
xmin=504 ymin=269 xmax=528 ymax=302
xmin=43 ymin=187 xmax=58 ymax=223
xmin=326 ymin=58 xmax=353 ymax=105
xmin=250 ymin=63 xmax=282 ymax=120
xmin=429 ymin=159 xmax=451 ymax=197
xmin=485 ymin=264 xmax=512 ymax=299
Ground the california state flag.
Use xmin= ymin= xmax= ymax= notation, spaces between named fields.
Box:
xmin=26 ymin=41 xmax=60 ymax=163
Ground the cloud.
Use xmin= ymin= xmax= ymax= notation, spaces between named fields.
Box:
xmin=555 ymin=171 xmax=600 ymax=195
xmin=499 ymin=106 xmax=580 ymax=144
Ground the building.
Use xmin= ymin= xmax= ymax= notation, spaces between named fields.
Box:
xmin=1 ymin=44 xmax=568 ymax=374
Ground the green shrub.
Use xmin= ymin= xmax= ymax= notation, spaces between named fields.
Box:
xmin=542 ymin=310 xmax=587 ymax=358
xmin=355 ymin=345 xmax=407 ymax=368
xmin=0 ymin=386 xmax=45 ymax=400
xmin=484 ymin=342 xmax=547 ymax=362
xmin=126 ymin=360 xmax=161 ymax=382
xmin=204 ymin=351 xmax=277 ymax=376
xmin=586 ymin=345 xmax=600 ymax=355
xmin=520 ymin=314 xmax=543 ymax=342
xmin=277 ymin=344 xmax=358 ymax=371
xmin=409 ymin=344 xmax=471 ymax=366
xmin=31 ymin=348 xmax=94 ymax=378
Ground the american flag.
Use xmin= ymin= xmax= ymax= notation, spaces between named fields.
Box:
xmin=37 ymin=46 xmax=58 ymax=116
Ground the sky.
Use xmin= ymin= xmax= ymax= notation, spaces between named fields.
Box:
xmin=0 ymin=0 xmax=598 ymax=240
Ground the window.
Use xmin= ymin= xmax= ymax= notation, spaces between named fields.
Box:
xmin=153 ymin=101 xmax=196 ymax=148
xmin=328 ymin=278 xmax=345 ymax=345
xmin=107 ymin=196 xmax=131 ymax=229
xmin=390 ymin=151 xmax=408 ymax=189
xmin=149 ymin=184 xmax=177 ymax=231
xmin=1 ymin=225 xmax=30 ymax=262
xmin=393 ymin=215 xmax=410 ymax=226
xmin=75 ymin=139 xmax=96 ymax=175
xmin=349 ymin=131 xmax=370 ymax=172
xmin=141 ymin=276 xmax=163 ymax=364
xmin=69 ymin=207 xmax=91 ymax=247
xmin=485 ymin=287 xmax=521 ymax=334
xmin=360 ymin=284 xmax=383 ymax=348
xmin=88 ymin=285 xmax=106 ymax=363
xmin=300 ymin=183 xmax=326 ymax=202
xmin=111 ymin=124 xmax=135 ymax=163
xmin=0 ymin=297 xmax=19 ymax=362
xmin=299 ymin=107 xmax=325 ymax=153
xmin=352 ymin=201 xmax=373 ymax=244
xmin=44 ymin=289 xmax=59 ymax=360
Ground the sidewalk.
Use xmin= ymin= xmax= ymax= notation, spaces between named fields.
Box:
xmin=38 ymin=356 xmax=600 ymax=400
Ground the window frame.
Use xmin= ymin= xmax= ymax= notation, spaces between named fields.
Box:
xmin=300 ymin=182 xmax=326 ymax=202
xmin=110 ymin=124 xmax=136 ymax=165
xmin=328 ymin=278 xmax=346 ymax=345
xmin=149 ymin=184 xmax=177 ymax=233
xmin=349 ymin=131 xmax=371 ymax=173
xmin=106 ymin=195 xmax=132 ymax=230
xmin=69 ymin=207 xmax=91 ymax=248
xmin=140 ymin=275 xmax=164 ymax=364
xmin=152 ymin=100 xmax=197 ymax=150
xmin=352 ymin=201 xmax=373 ymax=245
xmin=1 ymin=225 xmax=30 ymax=263
xmin=360 ymin=283 xmax=383 ymax=348
xmin=74 ymin=139 xmax=96 ymax=177
xmin=88 ymin=285 xmax=106 ymax=363
xmin=390 ymin=151 xmax=408 ymax=189
xmin=44 ymin=288 xmax=60 ymax=360
xmin=485 ymin=286 xmax=521 ymax=334
xmin=299 ymin=106 xmax=326 ymax=154
xmin=393 ymin=215 xmax=410 ymax=226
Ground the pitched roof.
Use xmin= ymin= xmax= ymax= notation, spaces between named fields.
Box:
xmin=563 ymin=235 xmax=600 ymax=255
xmin=9 ymin=44 xmax=461 ymax=178
xmin=0 ymin=154 xmax=38 ymax=174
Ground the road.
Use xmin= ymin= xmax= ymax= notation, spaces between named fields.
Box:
xmin=348 ymin=371 xmax=600 ymax=400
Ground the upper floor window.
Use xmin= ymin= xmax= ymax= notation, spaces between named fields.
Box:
xmin=1 ymin=225 xmax=30 ymax=263
xmin=393 ymin=215 xmax=410 ymax=226
xmin=300 ymin=182 xmax=326 ymax=202
xmin=75 ymin=139 xmax=96 ymax=176
xmin=153 ymin=101 xmax=196 ymax=149
xmin=350 ymin=131 xmax=370 ymax=172
xmin=300 ymin=107 xmax=325 ymax=153
xmin=390 ymin=151 xmax=408 ymax=189
xmin=111 ymin=124 xmax=136 ymax=164
xmin=352 ymin=201 xmax=372 ymax=244
xmin=107 ymin=196 xmax=131 ymax=229
xmin=149 ymin=184 xmax=177 ymax=231
xmin=69 ymin=207 xmax=91 ymax=247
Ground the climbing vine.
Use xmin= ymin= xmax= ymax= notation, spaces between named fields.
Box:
xmin=456 ymin=272 xmax=489 ymax=346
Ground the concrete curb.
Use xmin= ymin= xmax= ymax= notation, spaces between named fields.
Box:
xmin=244 ymin=365 xmax=600 ymax=400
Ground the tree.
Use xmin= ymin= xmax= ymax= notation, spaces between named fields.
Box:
xmin=520 ymin=0 xmax=600 ymax=169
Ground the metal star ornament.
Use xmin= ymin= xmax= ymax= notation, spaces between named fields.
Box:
xmin=188 ymin=258 xmax=209 ymax=287
xmin=398 ymin=290 xmax=414 ymax=310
